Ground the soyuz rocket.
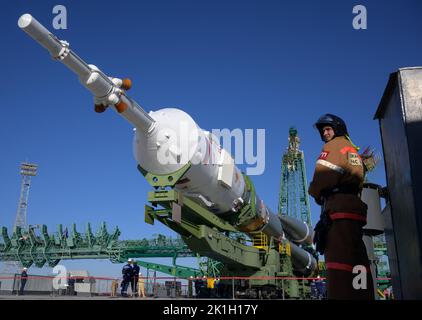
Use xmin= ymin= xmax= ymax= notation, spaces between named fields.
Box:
xmin=18 ymin=14 xmax=317 ymax=274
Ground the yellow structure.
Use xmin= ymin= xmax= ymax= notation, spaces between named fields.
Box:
xmin=278 ymin=241 xmax=291 ymax=256
xmin=252 ymin=233 xmax=269 ymax=251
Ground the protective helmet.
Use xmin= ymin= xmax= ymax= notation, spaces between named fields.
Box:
xmin=314 ymin=114 xmax=348 ymax=141
xmin=128 ymin=258 xmax=134 ymax=262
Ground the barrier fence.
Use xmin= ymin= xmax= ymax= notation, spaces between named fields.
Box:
xmin=0 ymin=274 xmax=392 ymax=299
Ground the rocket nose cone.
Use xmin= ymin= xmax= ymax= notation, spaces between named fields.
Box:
xmin=18 ymin=14 xmax=33 ymax=29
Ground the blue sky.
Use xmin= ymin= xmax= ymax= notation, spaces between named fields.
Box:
xmin=1 ymin=0 xmax=422 ymax=278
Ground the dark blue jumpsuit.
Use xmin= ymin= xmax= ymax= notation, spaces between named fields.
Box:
xmin=19 ymin=270 xmax=28 ymax=295
xmin=121 ymin=264 xmax=133 ymax=297
xmin=131 ymin=264 xmax=140 ymax=296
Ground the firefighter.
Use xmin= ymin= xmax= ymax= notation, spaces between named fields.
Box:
xmin=309 ymin=114 xmax=374 ymax=300
xmin=138 ymin=271 xmax=146 ymax=298
xmin=110 ymin=278 xmax=119 ymax=297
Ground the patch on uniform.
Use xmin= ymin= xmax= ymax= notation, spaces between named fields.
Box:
xmin=348 ymin=152 xmax=362 ymax=166
xmin=318 ymin=151 xmax=330 ymax=160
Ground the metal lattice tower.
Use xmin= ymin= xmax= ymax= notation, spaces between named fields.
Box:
xmin=13 ymin=163 xmax=38 ymax=232
xmin=1 ymin=163 xmax=38 ymax=273
xmin=278 ymin=127 xmax=311 ymax=227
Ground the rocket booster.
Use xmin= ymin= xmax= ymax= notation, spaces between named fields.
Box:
xmin=18 ymin=14 xmax=316 ymax=274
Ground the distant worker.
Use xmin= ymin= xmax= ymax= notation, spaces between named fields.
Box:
xmin=19 ymin=267 xmax=28 ymax=296
xmin=121 ymin=258 xmax=133 ymax=297
xmin=310 ymin=280 xmax=318 ymax=299
xmin=315 ymin=276 xmax=327 ymax=299
xmin=138 ymin=272 xmax=146 ymax=298
xmin=188 ymin=276 xmax=193 ymax=298
xmin=67 ymin=276 xmax=76 ymax=296
xmin=131 ymin=260 xmax=140 ymax=297
xmin=385 ymin=286 xmax=393 ymax=300
xmin=206 ymin=277 xmax=216 ymax=298
xmin=194 ymin=277 xmax=202 ymax=298
xmin=388 ymin=286 xmax=394 ymax=300
xmin=309 ymin=114 xmax=374 ymax=300
xmin=383 ymin=287 xmax=389 ymax=300
xmin=110 ymin=278 xmax=119 ymax=297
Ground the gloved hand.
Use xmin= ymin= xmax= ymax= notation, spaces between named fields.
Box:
xmin=313 ymin=211 xmax=332 ymax=255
